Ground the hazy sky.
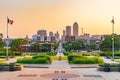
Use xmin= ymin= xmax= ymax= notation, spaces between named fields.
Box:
xmin=0 ymin=0 xmax=120 ymax=38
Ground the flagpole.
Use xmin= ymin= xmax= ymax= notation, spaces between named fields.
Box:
xmin=112 ymin=16 xmax=114 ymax=61
xmin=6 ymin=16 xmax=9 ymax=60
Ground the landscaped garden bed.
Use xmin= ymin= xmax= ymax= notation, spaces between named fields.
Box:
xmin=51 ymin=56 xmax=67 ymax=60
xmin=67 ymin=54 xmax=103 ymax=64
xmin=0 ymin=63 xmax=24 ymax=71
xmin=97 ymin=63 xmax=120 ymax=72
xmin=17 ymin=54 xmax=51 ymax=64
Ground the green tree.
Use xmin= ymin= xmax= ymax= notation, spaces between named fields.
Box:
xmin=90 ymin=42 xmax=97 ymax=50
xmin=100 ymin=34 xmax=120 ymax=51
xmin=71 ymin=41 xmax=83 ymax=50
xmin=0 ymin=38 xmax=5 ymax=48
xmin=52 ymin=43 xmax=58 ymax=50
xmin=41 ymin=43 xmax=51 ymax=52
xmin=9 ymin=38 xmax=28 ymax=51
xmin=31 ymin=43 xmax=40 ymax=52
xmin=63 ymin=40 xmax=84 ymax=51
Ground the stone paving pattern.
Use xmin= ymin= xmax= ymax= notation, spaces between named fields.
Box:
xmin=1 ymin=60 xmax=120 ymax=80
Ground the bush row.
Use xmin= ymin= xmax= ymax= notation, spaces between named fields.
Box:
xmin=17 ymin=54 xmax=50 ymax=64
xmin=68 ymin=54 xmax=103 ymax=64
xmin=98 ymin=63 xmax=120 ymax=67
xmin=63 ymin=52 xmax=75 ymax=56
xmin=72 ymin=57 xmax=103 ymax=64
xmin=0 ymin=49 xmax=21 ymax=56
xmin=17 ymin=58 xmax=48 ymax=64
xmin=68 ymin=54 xmax=83 ymax=61
xmin=46 ymin=52 xmax=57 ymax=56
xmin=99 ymin=52 xmax=120 ymax=56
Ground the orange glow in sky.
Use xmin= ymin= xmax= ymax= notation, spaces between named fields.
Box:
xmin=0 ymin=0 xmax=120 ymax=38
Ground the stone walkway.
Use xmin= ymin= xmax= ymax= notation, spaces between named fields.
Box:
xmin=50 ymin=60 xmax=70 ymax=69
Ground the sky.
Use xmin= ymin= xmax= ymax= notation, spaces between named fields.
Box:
xmin=0 ymin=0 xmax=120 ymax=38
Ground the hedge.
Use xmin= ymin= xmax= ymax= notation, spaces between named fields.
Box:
xmin=63 ymin=52 xmax=75 ymax=56
xmin=67 ymin=54 xmax=83 ymax=61
xmin=72 ymin=57 xmax=103 ymax=64
xmin=46 ymin=52 xmax=57 ymax=56
xmin=98 ymin=63 xmax=120 ymax=67
xmin=17 ymin=54 xmax=50 ymax=64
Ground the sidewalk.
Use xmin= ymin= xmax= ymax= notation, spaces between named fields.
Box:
xmin=102 ymin=57 xmax=118 ymax=64
xmin=50 ymin=60 xmax=70 ymax=69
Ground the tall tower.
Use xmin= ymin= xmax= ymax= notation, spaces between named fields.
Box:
xmin=37 ymin=30 xmax=46 ymax=36
xmin=49 ymin=32 xmax=53 ymax=37
xmin=63 ymin=30 xmax=66 ymax=36
xmin=73 ymin=22 xmax=78 ymax=38
xmin=66 ymin=26 xmax=71 ymax=36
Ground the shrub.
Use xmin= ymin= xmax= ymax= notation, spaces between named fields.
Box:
xmin=72 ymin=58 xmax=95 ymax=64
xmin=114 ymin=52 xmax=120 ymax=56
xmin=63 ymin=52 xmax=74 ymax=56
xmin=98 ymin=63 xmax=120 ymax=67
xmin=99 ymin=52 xmax=112 ymax=56
xmin=17 ymin=57 xmax=49 ymax=64
xmin=34 ymin=58 xmax=47 ymax=64
xmin=72 ymin=57 xmax=103 ymax=64
xmin=17 ymin=54 xmax=50 ymax=64
xmin=32 ymin=54 xmax=50 ymax=61
xmin=17 ymin=58 xmax=33 ymax=64
xmin=0 ymin=63 xmax=9 ymax=66
xmin=82 ymin=53 xmax=91 ymax=56
xmin=0 ymin=56 xmax=6 ymax=58
xmin=0 ymin=63 xmax=21 ymax=66
xmin=47 ymin=52 xmax=57 ymax=56
xmin=67 ymin=54 xmax=83 ymax=61
xmin=14 ymin=52 xmax=21 ymax=56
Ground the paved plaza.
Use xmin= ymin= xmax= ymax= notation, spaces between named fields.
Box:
xmin=0 ymin=60 xmax=120 ymax=80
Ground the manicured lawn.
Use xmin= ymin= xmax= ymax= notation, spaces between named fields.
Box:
xmin=51 ymin=56 xmax=67 ymax=60
xmin=17 ymin=54 xmax=50 ymax=64
xmin=0 ymin=60 xmax=6 ymax=63
xmin=114 ymin=59 xmax=120 ymax=63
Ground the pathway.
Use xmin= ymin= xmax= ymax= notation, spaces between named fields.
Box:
xmin=102 ymin=57 xmax=118 ymax=64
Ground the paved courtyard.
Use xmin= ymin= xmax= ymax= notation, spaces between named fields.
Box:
xmin=0 ymin=60 xmax=120 ymax=80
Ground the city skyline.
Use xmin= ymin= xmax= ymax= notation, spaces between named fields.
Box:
xmin=0 ymin=0 xmax=120 ymax=38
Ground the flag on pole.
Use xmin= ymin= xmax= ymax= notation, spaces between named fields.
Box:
xmin=111 ymin=17 xmax=114 ymax=24
xmin=7 ymin=18 xmax=13 ymax=25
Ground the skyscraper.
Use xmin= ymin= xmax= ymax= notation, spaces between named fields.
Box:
xmin=66 ymin=26 xmax=71 ymax=36
xmin=55 ymin=31 xmax=60 ymax=40
xmin=63 ymin=30 xmax=66 ymax=36
xmin=73 ymin=22 xmax=78 ymax=39
xmin=61 ymin=30 xmax=66 ymax=42
xmin=49 ymin=32 xmax=53 ymax=37
xmin=37 ymin=30 xmax=46 ymax=36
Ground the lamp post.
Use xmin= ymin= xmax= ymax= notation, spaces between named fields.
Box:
xmin=111 ymin=16 xmax=114 ymax=61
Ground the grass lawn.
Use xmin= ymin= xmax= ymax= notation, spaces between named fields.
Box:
xmin=22 ymin=52 xmax=46 ymax=56
xmin=50 ymin=56 xmax=67 ymax=60
xmin=114 ymin=59 xmax=120 ymax=63
xmin=0 ymin=60 xmax=6 ymax=63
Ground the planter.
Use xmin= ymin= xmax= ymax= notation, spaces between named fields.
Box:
xmin=0 ymin=66 xmax=9 ymax=71
xmin=0 ymin=65 xmax=24 ymax=71
xmin=97 ymin=67 xmax=120 ymax=72
xmin=15 ymin=65 xmax=24 ymax=71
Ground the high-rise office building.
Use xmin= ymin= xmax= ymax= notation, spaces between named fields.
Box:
xmin=55 ymin=31 xmax=60 ymax=40
xmin=61 ymin=30 xmax=66 ymax=42
xmin=66 ymin=26 xmax=71 ymax=36
xmin=73 ymin=22 xmax=78 ymax=38
xmin=37 ymin=30 xmax=46 ymax=36
xmin=49 ymin=32 xmax=53 ymax=37
xmin=63 ymin=30 xmax=66 ymax=36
